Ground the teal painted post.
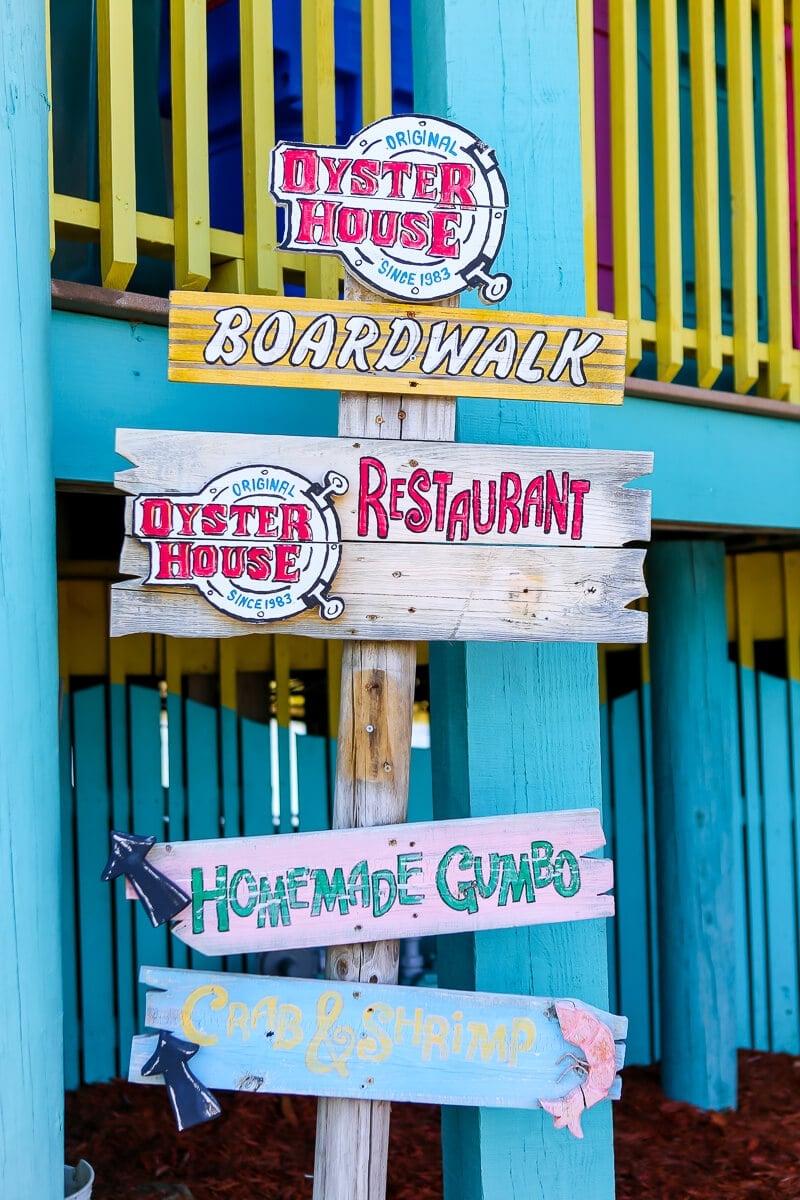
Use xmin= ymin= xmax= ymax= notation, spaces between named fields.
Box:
xmin=0 ymin=3 xmax=63 ymax=1195
xmin=414 ymin=4 xmax=616 ymax=1198
xmin=647 ymin=541 xmax=737 ymax=1108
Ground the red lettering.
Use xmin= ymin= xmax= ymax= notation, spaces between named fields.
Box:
xmin=192 ymin=544 xmax=217 ymax=577
xmin=201 ymin=502 xmax=227 ymax=536
xmin=522 ymin=476 xmax=543 ymax=529
xmin=296 ymin=198 xmax=338 ymax=247
xmin=544 ymin=471 xmax=569 ymax=535
xmin=220 ymin=545 xmax=247 ymax=578
xmin=472 ymin=479 xmax=497 ymax=535
xmin=431 ymin=471 xmax=453 ymax=532
xmin=405 ymin=468 xmax=432 ymax=533
xmin=440 ymin=163 xmax=477 ymax=207
xmin=413 ymin=163 xmax=438 ymax=200
xmin=370 ymin=209 xmax=400 ymax=247
xmin=358 ymin=457 xmax=389 ymax=538
xmin=275 ymin=543 xmax=301 ymax=583
xmin=280 ymin=504 xmax=313 ymax=542
xmin=350 ymin=158 xmax=380 ymax=196
xmin=446 ymin=488 xmax=471 ymax=541
xmin=498 ymin=472 xmax=522 ymax=534
xmin=230 ymin=504 xmax=257 ymax=536
xmin=336 ymin=205 xmax=368 ymax=244
xmin=381 ymin=160 xmax=413 ymax=198
xmin=256 ymin=505 xmax=278 ymax=538
xmin=389 ymin=477 xmax=406 ymax=519
xmin=399 ymin=210 xmax=428 ymax=251
xmin=569 ymin=479 xmax=591 ymax=540
xmin=246 ymin=546 xmax=273 ymax=580
xmin=140 ymin=498 xmax=173 ymax=537
xmin=281 ymin=147 xmax=319 ymax=194
xmin=155 ymin=540 xmax=190 ymax=579
xmin=429 ymin=209 xmax=461 ymax=258
xmin=321 ymin=155 xmax=349 ymax=194
xmin=175 ymin=502 xmax=200 ymax=536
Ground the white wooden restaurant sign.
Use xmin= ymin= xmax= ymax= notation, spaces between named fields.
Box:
xmin=111 ymin=429 xmax=651 ymax=642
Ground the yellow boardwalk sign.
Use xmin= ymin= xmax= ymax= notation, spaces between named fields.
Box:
xmin=168 ymin=293 xmax=627 ymax=405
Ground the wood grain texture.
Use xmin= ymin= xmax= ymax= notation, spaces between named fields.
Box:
xmin=648 ymin=540 xmax=737 ymax=1109
xmin=129 ymin=966 xmax=628 ymax=1110
xmin=167 ymin=292 xmax=627 ymax=403
xmin=112 ymin=539 xmax=648 ymax=643
xmin=0 ymin=2 xmax=64 ymax=1194
xmin=124 ymin=810 xmax=614 ymax=955
xmin=114 ymin=427 xmax=652 ymax=548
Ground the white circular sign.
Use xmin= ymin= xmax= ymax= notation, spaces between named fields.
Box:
xmin=270 ymin=114 xmax=511 ymax=305
xmin=133 ymin=465 xmax=348 ymax=624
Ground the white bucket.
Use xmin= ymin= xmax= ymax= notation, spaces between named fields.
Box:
xmin=64 ymin=1160 xmax=94 ymax=1200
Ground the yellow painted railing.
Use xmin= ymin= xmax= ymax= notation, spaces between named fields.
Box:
xmin=48 ymin=1 xmax=800 ymax=402
xmin=50 ymin=0 xmax=394 ymax=301
xmin=578 ymin=0 xmax=800 ymax=402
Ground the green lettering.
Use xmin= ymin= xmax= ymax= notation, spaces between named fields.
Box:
xmin=347 ymin=860 xmax=371 ymax=908
xmin=531 ymin=840 xmax=555 ymax=887
xmin=311 ymin=867 xmax=350 ymax=916
xmin=397 ymin=852 xmax=424 ymax=905
xmin=497 ymin=854 xmax=535 ymax=907
xmin=435 ymin=845 xmax=478 ymax=914
xmin=191 ymin=864 xmax=229 ymax=934
xmin=287 ymin=867 xmax=309 ymax=909
xmin=256 ymin=876 xmax=291 ymax=927
xmin=229 ymin=868 xmax=257 ymax=918
xmin=474 ymin=852 xmax=500 ymax=898
xmin=553 ymin=849 xmax=581 ymax=898
xmin=371 ymin=868 xmax=397 ymax=917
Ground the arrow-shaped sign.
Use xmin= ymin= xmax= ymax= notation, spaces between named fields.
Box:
xmin=101 ymin=831 xmax=190 ymax=927
xmin=130 ymin=966 xmax=627 ymax=1137
xmin=118 ymin=810 xmax=613 ymax=954
xmin=141 ymin=1030 xmax=222 ymax=1131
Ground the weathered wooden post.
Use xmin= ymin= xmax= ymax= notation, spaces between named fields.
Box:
xmin=0 ymin=3 xmax=63 ymax=1195
xmin=648 ymin=539 xmax=737 ymax=1109
xmin=312 ymin=280 xmax=455 ymax=1200
xmin=413 ymin=2 xmax=621 ymax=1197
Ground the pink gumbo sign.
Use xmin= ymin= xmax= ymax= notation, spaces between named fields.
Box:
xmin=270 ymin=115 xmax=510 ymax=303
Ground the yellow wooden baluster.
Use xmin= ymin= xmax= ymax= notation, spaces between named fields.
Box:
xmin=793 ymin=3 xmax=800 ymax=403
xmin=170 ymin=0 xmax=211 ymax=290
xmin=688 ymin=0 xmax=722 ymax=388
xmin=785 ymin=552 xmax=800 ymax=683
xmin=45 ymin=0 xmax=55 ymax=261
xmin=724 ymin=0 xmax=759 ymax=393
xmin=362 ymin=0 xmax=392 ymax=125
xmin=577 ymin=0 xmax=599 ymax=317
xmin=760 ymin=0 xmax=793 ymax=401
xmin=301 ymin=0 xmax=339 ymax=299
xmin=651 ymin=0 xmax=683 ymax=381
xmin=97 ymin=0 xmax=137 ymax=290
xmin=240 ymin=0 xmax=280 ymax=295
xmin=610 ymin=0 xmax=642 ymax=373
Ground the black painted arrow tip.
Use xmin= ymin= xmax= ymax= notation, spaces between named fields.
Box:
xmin=142 ymin=1031 xmax=222 ymax=1132
xmin=101 ymin=830 xmax=190 ymax=927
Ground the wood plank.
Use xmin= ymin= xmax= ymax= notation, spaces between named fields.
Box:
xmin=650 ymin=0 xmax=683 ymax=381
xmin=113 ymin=539 xmax=647 ymax=643
xmin=169 ymin=0 xmax=210 ymax=289
xmin=115 ymin=429 xmax=651 ymax=548
xmin=610 ymin=0 xmax=643 ymax=372
xmin=688 ymin=0 xmax=723 ymax=388
xmin=167 ymin=294 xmax=627 ymax=403
xmin=124 ymin=809 xmax=613 ymax=955
xmin=576 ymin=0 xmax=598 ymax=315
xmin=59 ymin=694 xmax=80 ymax=1090
xmin=724 ymin=0 xmax=759 ymax=392
xmin=301 ymin=0 xmax=338 ymax=300
xmin=239 ymin=0 xmax=279 ymax=295
xmin=130 ymin=965 xmax=628 ymax=1113
xmin=96 ymin=0 xmax=136 ymax=290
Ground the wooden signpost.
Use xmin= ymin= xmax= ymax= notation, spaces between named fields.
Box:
xmin=111 ymin=429 xmax=651 ymax=642
xmin=104 ymin=113 xmax=646 ymax=1200
xmin=130 ymin=966 xmax=627 ymax=1138
xmin=121 ymin=810 xmax=614 ymax=955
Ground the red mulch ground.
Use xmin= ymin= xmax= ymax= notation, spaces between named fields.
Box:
xmin=66 ymin=1051 xmax=800 ymax=1199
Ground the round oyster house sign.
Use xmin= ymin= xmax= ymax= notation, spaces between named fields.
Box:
xmin=269 ymin=114 xmax=510 ymax=304
xmin=132 ymin=465 xmax=348 ymax=623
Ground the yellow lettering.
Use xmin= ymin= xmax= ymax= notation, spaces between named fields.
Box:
xmin=509 ymin=1017 xmax=537 ymax=1065
xmin=358 ymin=1003 xmax=394 ymax=1064
xmin=421 ymin=1014 xmax=450 ymax=1061
xmin=275 ymin=1003 xmax=304 ymax=1050
xmin=305 ymin=990 xmax=356 ymax=1077
xmin=251 ymin=995 xmax=278 ymax=1034
xmin=465 ymin=1020 xmax=508 ymax=1063
xmin=394 ymin=1005 xmax=423 ymax=1047
xmin=180 ymin=983 xmax=228 ymax=1047
xmin=226 ymin=1000 xmax=250 ymax=1040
